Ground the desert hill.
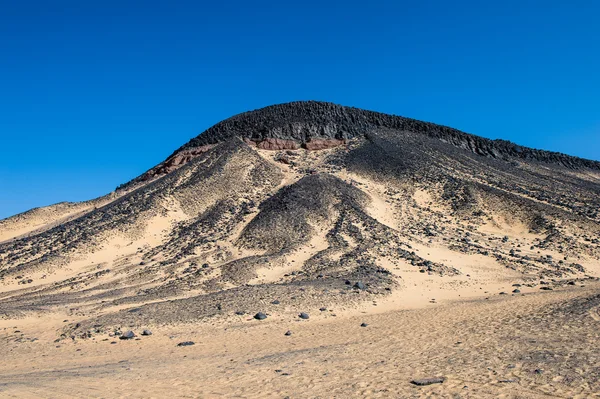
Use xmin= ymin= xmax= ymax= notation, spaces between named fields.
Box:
xmin=1 ymin=101 xmax=599 ymax=397
xmin=1 ymin=101 xmax=599 ymax=321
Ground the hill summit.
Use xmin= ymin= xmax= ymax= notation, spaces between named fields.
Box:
xmin=132 ymin=101 xmax=600 ymax=185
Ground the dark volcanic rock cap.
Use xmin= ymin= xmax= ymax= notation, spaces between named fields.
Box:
xmin=173 ymin=101 xmax=599 ymax=170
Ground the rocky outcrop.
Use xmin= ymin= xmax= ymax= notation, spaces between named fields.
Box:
xmin=134 ymin=136 xmax=347 ymax=185
xmin=244 ymin=138 xmax=300 ymax=150
xmin=140 ymin=145 xmax=215 ymax=181
xmin=120 ymin=101 xmax=600 ymax=191
xmin=243 ymin=137 xmax=346 ymax=151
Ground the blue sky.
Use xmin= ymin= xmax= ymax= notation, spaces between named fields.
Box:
xmin=1 ymin=1 xmax=599 ymax=219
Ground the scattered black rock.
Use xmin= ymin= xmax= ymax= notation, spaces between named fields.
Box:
xmin=360 ymin=322 xmax=368 ymax=327
xmin=254 ymin=312 xmax=267 ymax=320
xmin=141 ymin=329 xmax=152 ymax=336
xmin=299 ymin=312 xmax=310 ymax=320
xmin=119 ymin=331 xmax=135 ymax=340
xmin=284 ymin=330 xmax=292 ymax=336
xmin=411 ymin=377 xmax=446 ymax=386
xmin=177 ymin=341 xmax=195 ymax=347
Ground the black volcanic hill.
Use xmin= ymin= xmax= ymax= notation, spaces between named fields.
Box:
xmin=1 ymin=100 xmax=599 ymax=331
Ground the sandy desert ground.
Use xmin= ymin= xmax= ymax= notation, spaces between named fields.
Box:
xmin=1 ymin=279 xmax=599 ymax=399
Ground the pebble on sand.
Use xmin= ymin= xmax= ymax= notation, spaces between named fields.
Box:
xmin=119 ymin=331 xmax=136 ymax=340
xmin=411 ymin=377 xmax=446 ymax=386
xmin=254 ymin=312 xmax=267 ymax=320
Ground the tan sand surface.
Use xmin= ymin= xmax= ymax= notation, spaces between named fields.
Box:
xmin=1 ymin=283 xmax=599 ymax=398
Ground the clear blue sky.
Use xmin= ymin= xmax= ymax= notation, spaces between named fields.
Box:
xmin=1 ymin=1 xmax=599 ymax=219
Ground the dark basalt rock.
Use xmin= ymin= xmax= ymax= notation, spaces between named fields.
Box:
xmin=174 ymin=101 xmax=600 ymax=171
xmin=254 ymin=312 xmax=267 ymax=320
xmin=411 ymin=377 xmax=446 ymax=386
xmin=119 ymin=331 xmax=135 ymax=340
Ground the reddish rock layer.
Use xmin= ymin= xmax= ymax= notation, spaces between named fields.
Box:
xmin=245 ymin=137 xmax=346 ymax=151
xmin=304 ymin=138 xmax=346 ymax=151
xmin=142 ymin=145 xmax=215 ymax=180
xmin=141 ymin=138 xmax=346 ymax=183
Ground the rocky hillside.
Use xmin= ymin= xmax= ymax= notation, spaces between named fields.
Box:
xmin=127 ymin=101 xmax=600 ymax=188
xmin=0 ymin=101 xmax=599 ymax=335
